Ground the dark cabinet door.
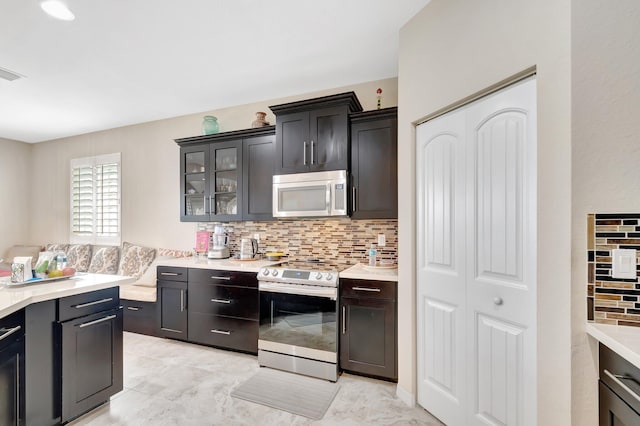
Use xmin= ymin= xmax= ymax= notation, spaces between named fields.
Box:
xmin=340 ymin=296 xmax=397 ymax=381
xmin=350 ymin=108 xmax=397 ymax=219
xmin=122 ymin=299 xmax=157 ymax=336
xmin=309 ymin=105 xmax=349 ymax=171
xmin=180 ymin=144 xmax=211 ymax=222
xmin=157 ymin=280 xmax=188 ymax=340
xmin=599 ymin=381 xmax=640 ymax=425
xmin=0 ymin=333 xmax=24 ymax=426
xmin=210 ymin=140 xmax=242 ymax=221
xmin=275 ymin=111 xmax=309 ymax=174
xmin=242 ymin=134 xmax=275 ymax=220
xmin=60 ymin=308 xmax=123 ymax=423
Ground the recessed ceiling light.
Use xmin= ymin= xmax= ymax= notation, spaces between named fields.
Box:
xmin=40 ymin=0 xmax=75 ymax=21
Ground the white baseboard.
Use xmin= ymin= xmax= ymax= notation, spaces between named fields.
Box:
xmin=396 ymin=384 xmax=415 ymax=407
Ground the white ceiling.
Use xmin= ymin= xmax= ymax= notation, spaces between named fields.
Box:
xmin=0 ymin=0 xmax=428 ymax=143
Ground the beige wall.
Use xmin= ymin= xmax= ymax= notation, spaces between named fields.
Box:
xmin=571 ymin=1 xmax=640 ymax=424
xmin=27 ymin=78 xmax=397 ymax=250
xmin=398 ymin=0 xmax=571 ymax=424
xmin=0 ymin=138 xmax=32 ymax=256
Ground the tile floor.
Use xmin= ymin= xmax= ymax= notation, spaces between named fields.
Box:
xmin=69 ymin=332 xmax=443 ymax=425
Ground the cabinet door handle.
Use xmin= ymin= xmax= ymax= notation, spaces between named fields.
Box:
xmin=342 ymin=305 xmax=346 ymax=334
xmin=126 ymin=306 xmax=140 ymax=311
xmin=352 ymin=287 xmax=381 ymax=292
xmin=211 ymin=298 xmax=231 ymax=304
xmin=0 ymin=325 xmax=21 ymax=341
xmin=160 ymin=272 xmax=180 ymax=276
xmin=205 ymin=195 xmax=209 ymax=215
xmin=210 ymin=276 xmax=231 ymax=280
xmin=79 ymin=314 xmax=116 ymax=328
xmin=352 ymin=187 xmax=357 ymax=212
xmin=74 ymin=297 xmax=113 ymax=309
xmin=303 ymin=141 xmax=308 ymax=165
xmin=604 ymin=369 xmax=640 ymax=404
xmin=180 ymin=290 xmax=186 ymax=312
xmin=210 ymin=329 xmax=231 ymax=335
xmin=310 ymin=140 xmax=315 ymax=165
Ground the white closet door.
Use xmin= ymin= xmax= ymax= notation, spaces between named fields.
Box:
xmin=416 ymin=77 xmax=537 ymax=426
xmin=465 ymin=78 xmax=537 ymax=426
xmin=416 ymin=108 xmax=467 ymax=426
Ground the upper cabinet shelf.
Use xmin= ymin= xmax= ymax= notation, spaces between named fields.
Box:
xmin=270 ymin=92 xmax=363 ymax=175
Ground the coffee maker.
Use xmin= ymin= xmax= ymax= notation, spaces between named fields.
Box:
xmin=208 ymin=226 xmax=230 ymax=259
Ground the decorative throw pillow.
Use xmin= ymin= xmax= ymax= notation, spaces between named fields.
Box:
xmin=117 ymin=242 xmax=156 ymax=279
xmin=88 ymin=246 xmax=120 ymax=274
xmin=157 ymin=248 xmax=193 ymax=258
xmin=46 ymin=243 xmax=70 ymax=254
xmin=66 ymin=244 xmax=93 ymax=272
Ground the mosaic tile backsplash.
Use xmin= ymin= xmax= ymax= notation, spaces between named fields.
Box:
xmin=199 ymin=219 xmax=398 ymax=269
xmin=588 ymin=213 xmax=640 ymax=327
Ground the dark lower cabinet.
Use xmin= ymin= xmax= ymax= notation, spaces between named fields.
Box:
xmin=187 ymin=268 xmax=259 ymax=354
xmin=0 ymin=311 xmax=25 ymax=426
xmin=59 ymin=308 xmax=123 ymax=423
xmin=122 ymin=299 xmax=157 ymax=336
xmin=599 ymin=343 xmax=640 ymax=425
xmin=340 ymin=279 xmax=397 ymax=381
xmin=157 ymin=280 xmax=188 ymax=340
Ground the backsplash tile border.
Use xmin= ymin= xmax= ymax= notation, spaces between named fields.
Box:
xmin=198 ymin=218 xmax=398 ymax=269
xmin=588 ymin=213 xmax=640 ymax=327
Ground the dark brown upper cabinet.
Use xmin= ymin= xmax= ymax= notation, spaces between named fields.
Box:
xmin=176 ymin=126 xmax=275 ymax=222
xmin=270 ymin=92 xmax=363 ymax=174
xmin=349 ymin=107 xmax=398 ymax=219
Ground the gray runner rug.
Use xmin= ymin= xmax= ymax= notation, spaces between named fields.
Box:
xmin=231 ymin=368 xmax=340 ymax=420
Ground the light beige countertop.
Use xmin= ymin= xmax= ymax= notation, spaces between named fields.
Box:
xmin=0 ymin=273 xmax=135 ymax=318
xmin=156 ymin=256 xmax=282 ymax=273
xmin=586 ymin=322 xmax=640 ymax=369
xmin=339 ymin=263 xmax=398 ymax=282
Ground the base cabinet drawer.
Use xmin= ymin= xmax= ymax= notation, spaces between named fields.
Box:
xmin=188 ymin=313 xmax=257 ymax=354
xmin=188 ymin=283 xmax=258 ymax=319
xmin=122 ymin=300 xmax=157 ymax=336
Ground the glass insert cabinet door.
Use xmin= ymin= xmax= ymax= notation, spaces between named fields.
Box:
xmin=212 ymin=144 xmax=239 ymax=217
xmin=182 ymin=147 xmax=210 ymax=220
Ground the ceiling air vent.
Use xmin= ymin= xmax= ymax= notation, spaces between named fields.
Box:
xmin=0 ymin=67 xmax=23 ymax=82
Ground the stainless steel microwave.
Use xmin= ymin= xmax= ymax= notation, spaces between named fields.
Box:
xmin=272 ymin=170 xmax=347 ymax=218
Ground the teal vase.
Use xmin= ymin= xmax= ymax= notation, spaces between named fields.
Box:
xmin=202 ymin=116 xmax=219 ymax=135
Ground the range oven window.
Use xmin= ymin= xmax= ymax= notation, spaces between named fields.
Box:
xmin=259 ymin=291 xmax=336 ymax=353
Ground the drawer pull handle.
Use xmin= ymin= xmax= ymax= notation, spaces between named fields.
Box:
xmin=604 ymin=369 xmax=640 ymax=404
xmin=211 ymin=298 xmax=231 ymax=304
xmin=0 ymin=326 xmax=21 ymax=341
xmin=210 ymin=276 xmax=231 ymax=280
xmin=74 ymin=297 xmax=114 ymax=309
xmin=161 ymin=327 xmax=183 ymax=333
xmin=126 ymin=307 xmax=140 ymax=311
xmin=79 ymin=314 xmax=116 ymax=328
xmin=210 ymin=329 xmax=231 ymax=335
xmin=352 ymin=287 xmax=381 ymax=292
xmin=160 ymin=272 xmax=180 ymax=276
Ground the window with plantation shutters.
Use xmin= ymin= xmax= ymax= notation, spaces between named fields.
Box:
xmin=70 ymin=153 xmax=121 ymax=245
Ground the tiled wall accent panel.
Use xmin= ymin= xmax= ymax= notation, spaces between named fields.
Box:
xmin=588 ymin=213 xmax=640 ymax=327
xmin=200 ymin=219 xmax=398 ymax=268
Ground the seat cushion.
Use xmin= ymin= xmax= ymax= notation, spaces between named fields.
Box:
xmin=120 ymin=284 xmax=156 ymax=302
xmin=4 ymin=245 xmax=43 ymax=269
xmin=89 ymin=246 xmax=120 ymax=274
xmin=117 ymin=242 xmax=156 ymax=279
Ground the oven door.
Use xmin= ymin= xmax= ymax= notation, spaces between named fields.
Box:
xmin=258 ymin=282 xmax=338 ymax=363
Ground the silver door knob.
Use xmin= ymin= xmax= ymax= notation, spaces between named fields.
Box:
xmin=493 ymin=297 xmax=504 ymax=306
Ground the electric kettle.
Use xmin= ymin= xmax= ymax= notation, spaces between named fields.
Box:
xmin=239 ymin=238 xmax=258 ymax=260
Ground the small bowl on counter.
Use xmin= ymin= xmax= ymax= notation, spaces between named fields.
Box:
xmin=265 ymin=252 xmax=285 ymax=261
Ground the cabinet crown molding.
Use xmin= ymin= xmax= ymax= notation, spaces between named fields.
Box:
xmin=269 ymin=91 xmax=363 ymax=115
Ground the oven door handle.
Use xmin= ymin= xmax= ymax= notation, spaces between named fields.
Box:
xmin=259 ymin=281 xmax=337 ymax=300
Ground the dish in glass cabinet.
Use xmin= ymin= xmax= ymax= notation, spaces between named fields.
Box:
xmin=227 ymin=197 xmax=237 ymax=214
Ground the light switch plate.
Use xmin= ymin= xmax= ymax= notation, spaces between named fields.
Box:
xmin=612 ymin=249 xmax=637 ymax=279
xmin=378 ymin=233 xmax=386 ymax=247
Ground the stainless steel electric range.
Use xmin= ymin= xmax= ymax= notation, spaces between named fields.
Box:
xmin=257 ymin=260 xmax=342 ymax=382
